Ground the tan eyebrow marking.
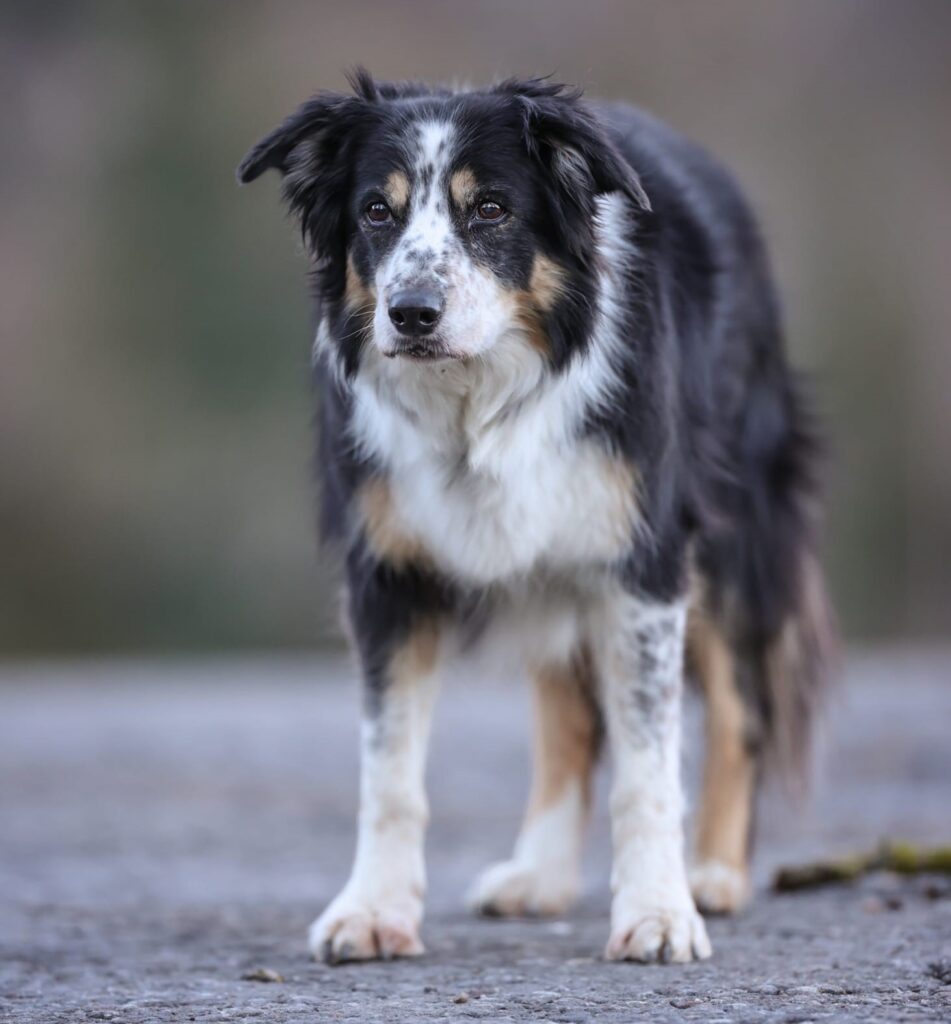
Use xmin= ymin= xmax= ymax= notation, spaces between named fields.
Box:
xmin=383 ymin=170 xmax=410 ymax=214
xmin=449 ymin=167 xmax=478 ymax=209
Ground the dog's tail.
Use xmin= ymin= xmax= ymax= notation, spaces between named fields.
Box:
xmin=699 ymin=366 xmax=836 ymax=786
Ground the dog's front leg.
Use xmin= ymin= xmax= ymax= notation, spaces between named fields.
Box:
xmin=597 ymin=593 xmax=711 ymax=963
xmin=308 ymin=575 xmax=443 ymax=964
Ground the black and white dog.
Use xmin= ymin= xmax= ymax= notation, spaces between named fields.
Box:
xmin=238 ymin=71 xmax=832 ymax=965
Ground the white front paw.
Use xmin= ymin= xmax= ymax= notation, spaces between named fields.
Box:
xmin=468 ymin=857 xmax=578 ymax=917
xmin=607 ymin=889 xmax=712 ymax=963
xmin=307 ymin=882 xmax=424 ymax=964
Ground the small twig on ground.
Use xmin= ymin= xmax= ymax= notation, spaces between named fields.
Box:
xmin=773 ymin=841 xmax=951 ymax=892
xmin=241 ymin=967 xmax=284 ymax=983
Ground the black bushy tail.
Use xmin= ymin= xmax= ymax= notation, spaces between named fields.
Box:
xmin=742 ymin=369 xmax=835 ymax=783
xmin=705 ymin=363 xmax=836 ymax=786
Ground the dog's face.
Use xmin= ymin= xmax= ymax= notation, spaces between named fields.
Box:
xmin=238 ymin=72 xmax=649 ymax=373
xmin=350 ymin=116 xmax=547 ymax=363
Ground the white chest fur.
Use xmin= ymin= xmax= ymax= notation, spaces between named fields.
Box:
xmin=349 ymin=338 xmax=639 ymax=587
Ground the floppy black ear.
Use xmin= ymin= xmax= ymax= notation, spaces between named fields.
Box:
xmin=236 ymin=91 xmax=361 ymax=184
xmin=236 ymin=85 xmax=378 ymax=274
xmin=508 ymin=80 xmax=651 ymax=214
xmin=236 ymin=67 xmax=382 ymax=184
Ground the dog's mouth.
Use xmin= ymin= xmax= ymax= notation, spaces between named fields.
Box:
xmin=385 ymin=339 xmax=459 ymax=362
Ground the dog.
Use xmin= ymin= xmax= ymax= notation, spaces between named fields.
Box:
xmin=237 ymin=70 xmax=832 ymax=965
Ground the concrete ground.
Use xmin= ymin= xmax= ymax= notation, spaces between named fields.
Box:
xmin=1 ymin=649 xmax=949 ymax=1023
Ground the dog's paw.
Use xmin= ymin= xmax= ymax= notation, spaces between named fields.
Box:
xmin=468 ymin=857 xmax=578 ymax=917
xmin=689 ymin=859 xmax=750 ymax=915
xmin=307 ymin=886 xmax=424 ymax=964
xmin=606 ymin=895 xmax=712 ymax=963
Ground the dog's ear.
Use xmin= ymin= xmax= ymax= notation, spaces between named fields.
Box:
xmin=506 ymin=79 xmax=651 ymax=215
xmin=237 ymin=74 xmax=380 ymax=265
xmin=236 ymin=92 xmax=360 ymax=185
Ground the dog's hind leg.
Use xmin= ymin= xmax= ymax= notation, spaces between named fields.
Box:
xmin=469 ymin=646 xmax=600 ymax=917
xmin=687 ymin=610 xmax=756 ymax=914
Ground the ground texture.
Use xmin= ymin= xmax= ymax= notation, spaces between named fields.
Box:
xmin=2 ymin=650 xmax=949 ymax=1022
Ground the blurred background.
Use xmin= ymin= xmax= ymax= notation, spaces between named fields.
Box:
xmin=2 ymin=0 xmax=949 ymax=656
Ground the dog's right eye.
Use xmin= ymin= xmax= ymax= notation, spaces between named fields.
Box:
xmin=365 ymin=201 xmax=392 ymax=225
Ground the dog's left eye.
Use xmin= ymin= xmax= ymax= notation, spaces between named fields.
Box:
xmin=364 ymin=201 xmax=392 ymax=225
xmin=474 ymin=201 xmax=506 ymax=223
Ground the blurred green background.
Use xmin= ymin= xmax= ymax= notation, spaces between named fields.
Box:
xmin=2 ymin=0 xmax=949 ymax=655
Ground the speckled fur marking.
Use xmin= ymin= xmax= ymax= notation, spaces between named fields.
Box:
xmin=596 ymin=594 xmax=711 ymax=962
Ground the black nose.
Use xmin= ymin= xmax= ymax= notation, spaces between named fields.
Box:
xmin=388 ymin=288 xmax=443 ymax=336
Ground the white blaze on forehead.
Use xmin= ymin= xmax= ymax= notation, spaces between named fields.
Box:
xmin=415 ymin=120 xmax=454 ymax=181
xmin=401 ymin=119 xmax=457 ymax=258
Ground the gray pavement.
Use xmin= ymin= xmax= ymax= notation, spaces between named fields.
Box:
xmin=1 ymin=650 xmax=949 ymax=1022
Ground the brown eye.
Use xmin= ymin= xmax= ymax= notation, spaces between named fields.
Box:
xmin=475 ymin=201 xmax=505 ymax=222
xmin=365 ymin=201 xmax=391 ymax=225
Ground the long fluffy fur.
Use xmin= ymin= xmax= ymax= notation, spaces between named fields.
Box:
xmin=239 ymin=71 xmax=834 ymax=958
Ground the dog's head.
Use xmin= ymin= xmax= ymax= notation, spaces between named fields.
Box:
xmin=238 ymin=70 xmax=649 ymax=374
